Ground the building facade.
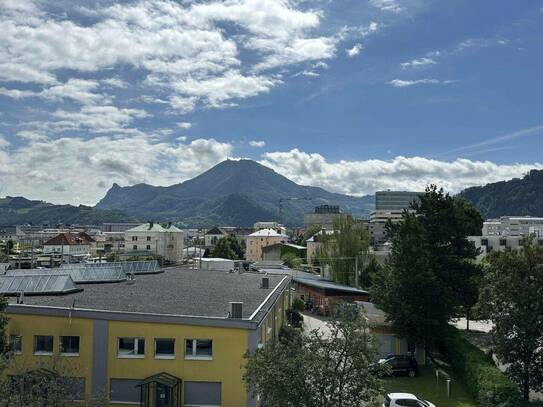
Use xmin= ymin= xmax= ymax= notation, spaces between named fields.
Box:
xmin=42 ymin=232 xmax=95 ymax=259
xmin=125 ymin=223 xmax=184 ymax=264
xmin=5 ymin=269 xmax=290 ymax=407
xmin=303 ymin=205 xmax=341 ymax=230
xmin=245 ymin=228 xmax=288 ymax=263
xmin=482 ymin=216 xmax=543 ymax=237
xmin=375 ymin=191 xmax=423 ymax=211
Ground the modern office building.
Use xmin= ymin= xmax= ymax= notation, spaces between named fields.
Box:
xmin=5 ymin=268 xmax=290 ymax=407
xmin=375 ymin=191 xmax=423 ymax=211
xmin=481 ymin=216 xmax=543 ymax=237
xmin=369 ymin=191 xmax=423 ymax=245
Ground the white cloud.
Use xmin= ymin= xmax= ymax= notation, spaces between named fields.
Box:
xmin=400 ymin=57 xmax=437 ymax=69
xmin=178 ymin=122 xmax=193 ymax=129
xmin=51 ymin=105 xmax=150 ymax=133
xmin=260 ymin=149 xmax=543 ymax=196
xmin=249 ymin=140 xmax=266 ymax=148
xmin=369 ymin=0 xmax=403 ymax=13
xmin=346 ymin=43 xmax=363 ymax=57
xmin=0 ymin=136 xmax=232 ymax=204
xmin=0 ymin=0 xmax=355 ymax=112
xmin=388 ymin=78 xmax=455 ymax=87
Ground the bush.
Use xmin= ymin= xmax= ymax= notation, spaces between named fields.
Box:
xmin=439 ymin=327 xmax=521 ymax=407
xmin=286 ymin=308 xmax=303 ymax=328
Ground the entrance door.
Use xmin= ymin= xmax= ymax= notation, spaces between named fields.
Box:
xmin=155 ymin=383 xmax=171 ymax=407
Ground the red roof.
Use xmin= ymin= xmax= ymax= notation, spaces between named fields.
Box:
xmin=44 ymin=232 xmax=95 ymax=246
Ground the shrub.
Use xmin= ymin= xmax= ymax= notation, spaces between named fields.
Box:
xmin=439 ymin=327 xmax=521 ymax=406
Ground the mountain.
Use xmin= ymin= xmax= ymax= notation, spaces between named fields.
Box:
xmin=0 ymin=196 xmax=135 ymax=225
xmin=459 ymin=169 xmax=543 ymax=219
xmin=96 ymin=159 xmax=375 ymax=227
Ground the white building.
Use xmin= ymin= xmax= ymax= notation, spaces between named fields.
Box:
xmin=124 ymin=223 xmax=184 ymax=264
xmin=204 ymin=227 xmax=226 ymax=248
xmin=43 ymin=232 xmax=95 ymax=259
xmin=469 ymin=235 xmax=530 ymax=261
xmin=482 ymin=216 xmax=543 ymax=237
xmin=246 ymin=228 xmax=288 ymax=263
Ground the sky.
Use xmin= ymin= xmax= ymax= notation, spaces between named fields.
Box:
xmin=0 ymin=0 xmax=542 ymax=205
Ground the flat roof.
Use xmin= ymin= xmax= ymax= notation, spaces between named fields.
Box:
xmin=8 ymin=268 xmax=288 ymax=324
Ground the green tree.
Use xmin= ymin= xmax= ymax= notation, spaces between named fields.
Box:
xmin=481 ymin=237 xmax=543 ymax=400
xmin=371 ymin=185 xmax=483 ymax=350
xmin=244 ymin=303 xmax=384 ymax=407
xmin=211 ymin=235 xmax=245 ymax=260
xmin=295 ymin=224 xmax=323 ymax=246
xmin=317 ymin=215 xmax=370 ymax=287
xmin=281 ymin=252 xmax=303 ymax=270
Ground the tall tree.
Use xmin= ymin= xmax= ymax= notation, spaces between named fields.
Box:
xmin=371 ymin=185 xmax=483 ymax=349
xmin=244 ymin=303 xmax=384 ymax=407
xmin=481 ymin=237 xmax=543 ymax=400
xmin=317 ymin=215 xmax=370 ymax=287
xmin=211 ymin=235 xmax=245 ymax=260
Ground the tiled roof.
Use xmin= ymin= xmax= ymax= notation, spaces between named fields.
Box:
xmin=206 ymin=226 xmax=225 ymax=235
xmin=44 ymin=232 xmax=94 ymax=246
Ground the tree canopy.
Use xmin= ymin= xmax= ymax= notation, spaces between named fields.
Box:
xmin=481 ymin=237 xmax=543 ymax=400
xmin=317 ymin=215 xmax=371 ymax=287
xmin=371 ymin=185 xmax=483 ymax=349
xmin=244 ymin=303 xmax=384 ymax=407
xmin=210 ymin=235 xmax=245 ymax=260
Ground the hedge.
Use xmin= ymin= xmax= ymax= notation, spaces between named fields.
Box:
xmin=438 ymin=327 xmax=521 ymax=406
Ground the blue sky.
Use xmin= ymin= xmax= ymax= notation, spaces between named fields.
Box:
xmin=0 ymin=0 xmax=542 ymax=205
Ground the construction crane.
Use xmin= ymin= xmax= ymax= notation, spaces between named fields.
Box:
xmin=278 ymin=196 xmax=314 ymax=225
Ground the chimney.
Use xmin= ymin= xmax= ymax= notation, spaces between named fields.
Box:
xmin=229 ymin=302 xmax=243 ymax=319
xmin=261 ymin=277 xmax=269 ymax=289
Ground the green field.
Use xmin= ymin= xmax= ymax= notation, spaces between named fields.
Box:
xmin=383 ymin=365 xmax=477 ymax=407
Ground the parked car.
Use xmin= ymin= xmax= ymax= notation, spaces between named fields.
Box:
xmin=384 ymin=393 xmax=436 ymax=407
xmin=375 ymin=354 xmax=418 ymax=377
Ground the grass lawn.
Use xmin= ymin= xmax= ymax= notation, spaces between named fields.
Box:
xmin=383 ymin=365 xmax=477 ymax=407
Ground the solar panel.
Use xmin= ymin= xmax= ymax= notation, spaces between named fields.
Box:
xmin=0 ymin=274 xmax=81 ymax=295
xmin=5 ymin=267 xmax=125 ymax=284
xmin=60 ymin=260 xmax=160 ymax=274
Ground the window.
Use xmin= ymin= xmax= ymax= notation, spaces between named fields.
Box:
xmin=147 ymin=236 xmax=151 ymax=241
xmin=10 ymin=335 xmax=22 ymax=354
xmin=184 ymin=382 xmax=221 ymax=407
xmin=185 ymin=339 xmax=212 ymax=360
xmin=60 ymin=336 xmax=80 ymax=356
xmin=118 ymin=338 xmax=145 ymax=358
xmin=146 ymin=245 xmax=151 ymax=250
xmin=155 ymin=338 xmax=175 ymax=359
xmin=132 ymin=236 xmax=137 ymax=241
xmin=500 ymin=239 xmax=507 ymax=246
xmin=34 ymin=335 xmax=53 ymax=355
xmin=133 ymin=245 xmax=137 ymax=250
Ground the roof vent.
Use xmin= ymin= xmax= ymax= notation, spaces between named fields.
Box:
xmin=261 ymin=277 xmax=269 ymax=289
xmin=229 ymin=302 xmax=243 ymax=319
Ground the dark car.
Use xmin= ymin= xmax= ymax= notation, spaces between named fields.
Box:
xmin=377 ymin=354 xmax=418 ymax=377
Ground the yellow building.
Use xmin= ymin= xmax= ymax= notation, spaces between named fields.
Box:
xmin=4 ymin=268 xmax=290 ymax=406
xmin=245 ymin=229 xmax=288 ymax=263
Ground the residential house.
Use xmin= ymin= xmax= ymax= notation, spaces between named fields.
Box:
xmin=124 ymin=223 xmax=184 ymax=264
xmin=245 ymin=228 xmax=288 ymax=262
xmin=204 ymin=227 xmax=226 ymax=248
xmin=43 ymin=232 xmax=95 ymax=260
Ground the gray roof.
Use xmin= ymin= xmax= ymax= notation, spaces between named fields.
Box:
xmin=261 ymin=267 xmax=367 ymax=295
xmin=9 ymin=268 xmax=288 ymax=321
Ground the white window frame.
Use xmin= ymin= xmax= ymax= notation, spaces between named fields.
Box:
xmin=34 ymin=335 xmax=54 ymax=356
xmin=154 ymin=338 xmax=175 ymax=360
xmin=60 ymin=335 xmax=80 ymax=357
xmin=117 ymin=337 xmax=145 ymax=359
xmin=184 ymin=339 xmax=213 ymax=360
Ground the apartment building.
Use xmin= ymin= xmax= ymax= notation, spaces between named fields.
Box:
xmin=245 ymin=228 xmax=288 ymax=262
xmin=124 ymin=223 xmax=184 ymax=264
xmin=42 ymin=232 xmax=95 ymax=259
xmin=303 ymin=205 xmax=341 ymax=230
xmin=5 ymin=268 xmax=290 ymax=407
